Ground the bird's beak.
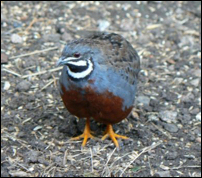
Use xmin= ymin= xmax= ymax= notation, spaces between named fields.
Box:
xmin=56 ymin=57 xmax=65 ymax=66
xmin=56 ymin=56 xmax=72 ymax=66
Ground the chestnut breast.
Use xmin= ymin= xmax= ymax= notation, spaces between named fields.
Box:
xmin=60 ymin=84 xmax=132 ymax=125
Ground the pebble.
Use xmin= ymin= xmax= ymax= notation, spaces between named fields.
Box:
xmin=9 ymin=171 xmax=29 ymax=177
xmin=182 ymin=114 xmax=191 ymax=122
xmin=190 ymin=108 xmax=200 ymax=115
xmin=16 ymin=80 xmax=31 ymax=92
xmin=190 ymin=78 xmax=200 ymax=87
xmin=11 ymin=34 xmax=23 ymax=43
xmin=122 ymin=3 xmax=131 ymax=11
xmin=148 ymin=115 xmax=159 ymax=122
xmin=25 ymin=150 xmax=40 ymax=163
xmin=165 ymin=151 xmax=178 ymax=160
xmin=188 ymin=134 xmax=195 ymax=142
xmin=136 ymin=95 xmax=150 ymax=106
xmin=120 ymin=19 xmax=134 ymax=31
xmin=43 ymin=33 xmax=60 ymax=43
xmin=193 ymin=69 xmax=201 ymax=77
xmin=13 ymin=21 xmax=22 ymax=28
xmin=196 ymin=112 xmax=201 ymax=121
xmin=155 ymin=171 xmax=171 ymax=177
xmin=183 ymin=155 xmax=196 ymax=159
xmin=61 ymin=32 xmax=73 ymax=41
xmin=159 ymin=110 xmax=178 ymax=123
xmin=181 ymin=92 xmax=194 ymax=102
xmin=1 ymin=13 xmax=7 ymax=22
xmin=196 ymin=137 xmax=201 ymax=143
xmin=1 ymin=53 xmax=8 ymax=64
xmin=98 ymin=20 xmax=110 ymax=31
xmin=3 ymin=81 xmax=11 ymax=90
xmin=163 ymin=123 xmax=179 ymax=133
xmin=131 ymin=109 xmax=139 ymax=119
xmin=137 ymin=33 xmax=150 ymax=44
xmin=173 ymin=77 xmax=183 ymax=84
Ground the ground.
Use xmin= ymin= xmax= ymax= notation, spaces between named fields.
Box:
xmin=1 ymin=1 xmax=201 ymax=177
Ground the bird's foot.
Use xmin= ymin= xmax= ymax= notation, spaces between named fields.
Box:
xmin=70 ymin=118 xmax=94 ymax=147
xmin=101 ymin=124 xmax=128 ymax=148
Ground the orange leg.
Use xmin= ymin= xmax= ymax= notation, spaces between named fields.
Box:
xmin=70 ymin=118 xmax=94 ymax=147
xmin=101 ymin=124 xmax=128 ymax=148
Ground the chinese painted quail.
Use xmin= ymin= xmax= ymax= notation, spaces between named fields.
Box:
xmin=57 ymin=33 xmax=140 ymax=147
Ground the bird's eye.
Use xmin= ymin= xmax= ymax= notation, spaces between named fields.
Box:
xmin=73 ymin=53 xmax=80 ymax=58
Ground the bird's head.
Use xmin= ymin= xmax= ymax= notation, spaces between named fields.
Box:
xmin=57 ymin=40 xmax=94 ymax=80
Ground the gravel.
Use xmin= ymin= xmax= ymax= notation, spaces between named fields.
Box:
xmin=1 ymin=1 xmax=201 ymax=177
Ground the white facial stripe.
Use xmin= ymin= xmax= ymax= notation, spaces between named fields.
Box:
xmin=63 ymin=57 xmax=80 ymax=61
xmin=67 ymin=59 xmax=93 ymax=79
xmin=67 ymin=60 xmax=87 ymax=66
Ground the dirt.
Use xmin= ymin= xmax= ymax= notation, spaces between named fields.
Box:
xmin=1 ymin=1 xmax=201 ymax=177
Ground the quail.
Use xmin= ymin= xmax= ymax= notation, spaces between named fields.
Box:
xmin=57 ymin=33 xmax=140 ymax=147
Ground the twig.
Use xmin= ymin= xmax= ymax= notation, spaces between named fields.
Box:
xmin=105 ymin=147 xmax=117 ymax=166
xmin=119 ymin=141 xmax=162 ymax=177
xmin=151 ymin=123 xmax=173 ymax=139
xmin=90 ymin=148 xmax=94 ymax=172
xmin=26 ymin=17 xmax=38 ymax=31
xmin=2 ymin=68 xmax=22 ymax=77
xmin=102 ymin=147 xmax=117 ymax=176
xmin=171 ymin=165 xmax=201 ymax=170
xmin=63 ymin=149 xmax=68 ymax=166
xmin=2 ymin=66 xmax=62 ymax=79
xmin=22 ymin=117 xmax=32 ymax=124
xmin=40 ymin=80 xmax=55 ymax=91
xmin=10 ymin=47 xmax=58 ymax=59
xmin=21 ymin=67 xmax=62 ymax=78
xmin=51 ymin=74 xmax=58 ymax=88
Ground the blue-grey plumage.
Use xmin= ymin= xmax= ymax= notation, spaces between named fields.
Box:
xmin=56 ymin=33 xmax=140 ymax=147
xmin=57 ymin=33 xmax=140 ymax=110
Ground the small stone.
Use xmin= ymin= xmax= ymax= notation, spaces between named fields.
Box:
xmin=16 ymin=80 xmax=31 ymax=92
xmin=11 ymin=34 xmax=23 ymax=43
xmin=190 ymin=108 xmax=200 ymax=115
xmin=1 ymin=13 xmax=7 ymax=22
xmin=196 ymin=112 xmax=201 ymax=121
xmin=182 ymin=114 xmax=191 ymax=122
xmin=98 ymin=20 xmax=110 ymax=31
xmin=137 ymin=33 xmax=150 ymax=44
xmin=25 ymin=150 xmax=40 ymax=163
xmin=3 ymin=81 xmax=10 ymax=90
xmin=173 ymin=77 xmax=183 ymax=84
xmin=196 ymin=137 xmax=201 ymax=143
xmin=188 ymin=134 xmax=195 ymax=142
xmin=33 ymin=126 xmax=43 ymax=131
xmin=13 ymin=21 xmax=22 ymax=28
xmin=163 ymin=123 xmax=179 ymax=133
xmin=148 ymin=115 xmax=159 ymax=122
xmin=131 ymin=109 xmax=139 ymax=119
xmin=183 ymin=155 xmax=196 ymax=159
xmin=61 ymin=32 xmax=73 ymax=41
xmin=155 ymin=171 xmax=171 ymax=177
xmin=193 ymin=69 xmax=201 ymax=77
xmin=1 ymin=53 xmax=8 ymax=64
xmin=190 ymin=78 xmax=200 ymax=87
xmin=9 ymin=171 xmax=29 ymax=177
xmin=122 ymin=3 xmax=131 ymax=11
xmin=159 ymin=111 xmax=178 ymax=123
xmin=165 ymin=151 xmax=178 ymax=160
xmin=8 ymin=126 xmax=15 ymax=132
xmin=120 ymin=19 xmax=134 ymax=31
xmin=43 ymin=33 xmax=60 ymax=43
xmin=181 ymin=92 xmax=194 ymax=102
xmin=136 ymin=95 xmax=150 ymax=106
